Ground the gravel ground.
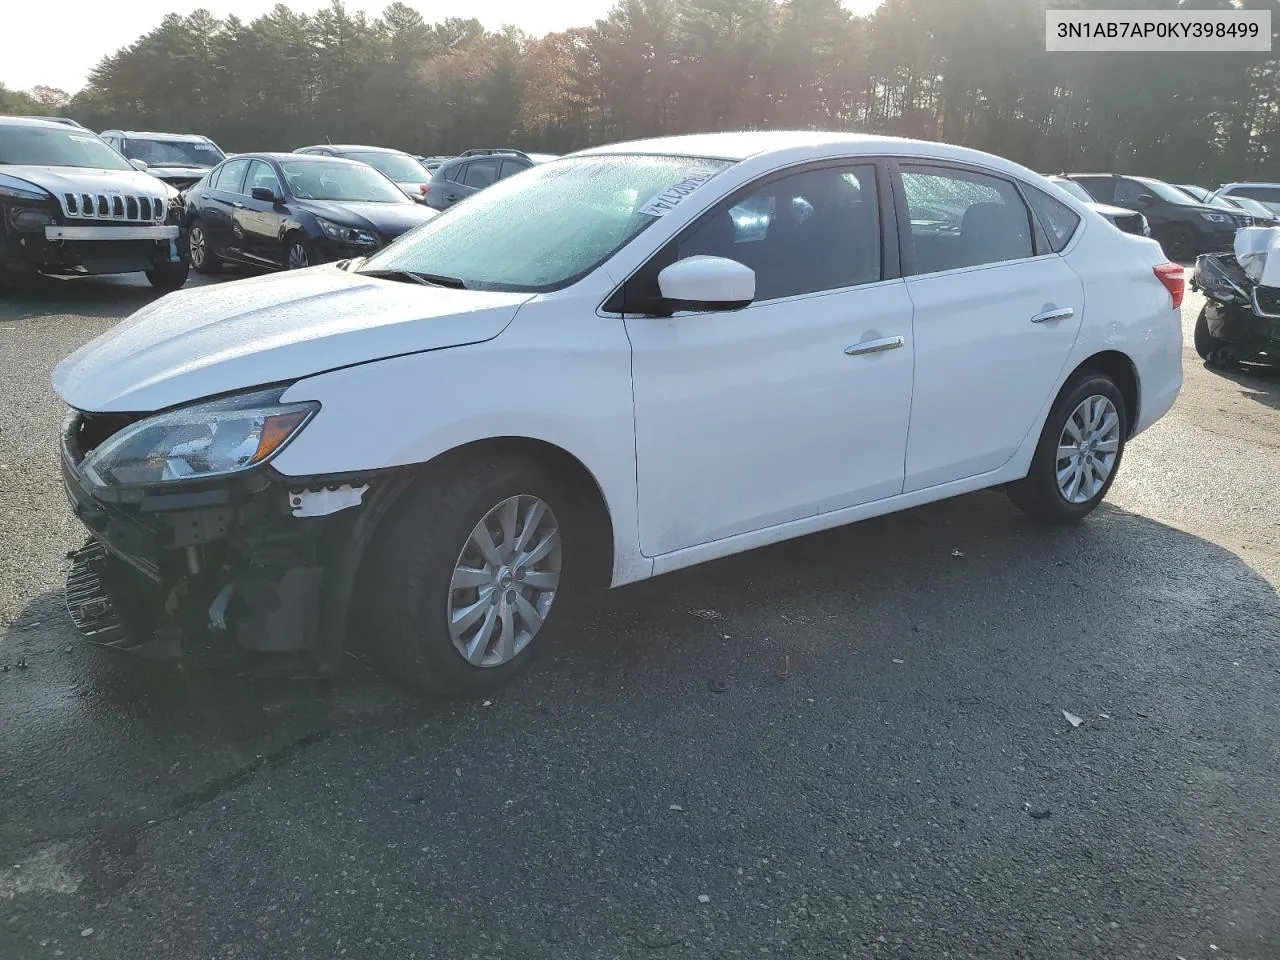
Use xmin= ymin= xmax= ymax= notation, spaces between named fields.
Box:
xmin=1 ymin=270 xmax=1277 ymax=960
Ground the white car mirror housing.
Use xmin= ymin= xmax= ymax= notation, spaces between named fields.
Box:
xmin=129 ymin=158 xmax=149 ymax=172
xmin=657 ymin=255 xmax=755 ymax=313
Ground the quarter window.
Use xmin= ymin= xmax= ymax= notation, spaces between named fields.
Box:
xmin=900 ymin=165 xmax=1034 ymax=274
xmin=675 ymin=165 xmax=882 ymax=300
xmin=1025 ymin=186 xmax=1081 ymax=253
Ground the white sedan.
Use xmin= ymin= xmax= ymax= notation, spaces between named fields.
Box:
xmin=53 ymin=131 xmax=1184 ymax=695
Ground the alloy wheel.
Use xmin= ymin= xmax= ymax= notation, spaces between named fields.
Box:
xmin=189 ymin=226 xmax=206 ymax=268
xmin=287 ymin=242 xmax=309 ymax=269
xmin=1055 ymin=394 xmax=1121 ymax=504
xmin=446 ymin=495 xmax=562 ymax=667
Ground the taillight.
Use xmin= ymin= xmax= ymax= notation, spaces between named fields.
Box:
xmin=1154 ymin=262 xmax=1184 ymax=309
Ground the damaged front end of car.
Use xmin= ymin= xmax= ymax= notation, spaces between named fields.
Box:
xmin=59 ymin=387 xmax=403 ymax=668
xmin=1192 ymin=226 xmax=1280 ymax=366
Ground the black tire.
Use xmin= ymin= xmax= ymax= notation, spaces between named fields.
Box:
xmin=1161 ymin=224 xmax=1197 ymax=263
xmin=358 ymin=453 xmax=592 ymax=697
xmin=1007 ymin=371 xmax=1128 ymax=524
xmin=1193 ymin=307 xmax=1231 ymax=363
xmin=146 ymin=261 xmax=190 ymax=291
xmin=187 ymin=220 xmax=219 ymax=274
xmin=285 ymin=235 xmax=317 ymax=270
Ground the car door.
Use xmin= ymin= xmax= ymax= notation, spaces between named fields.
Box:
xmin=622 ymin=162 xmax=916 ymax=557
xmin=895 ymin=162 xmax=1084 ymax=492
xmin=454 ymin=158 xmax=501 ymax=204
xmin=236 ymin=159 xmax=290 ymax=267
xmin=199 ymin=157 xmax=250 ymax=259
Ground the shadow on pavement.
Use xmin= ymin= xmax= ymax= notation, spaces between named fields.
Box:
xmin=2 ymin=490 xmax=1278 ymax=957
xmin=1208 ymin=361 xmax=1280 ymax=412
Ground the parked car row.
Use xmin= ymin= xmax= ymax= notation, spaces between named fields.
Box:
xmin=0 ymin=114 xmax=554 ymax=289
xmin=1046 ymin=171 xmax=1279 ymax=262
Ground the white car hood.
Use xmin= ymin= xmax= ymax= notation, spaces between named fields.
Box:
xmin=53 ymin=266 xmax=532 ymax=413
xmin=2 ymin=164 xmax=168 ymax=198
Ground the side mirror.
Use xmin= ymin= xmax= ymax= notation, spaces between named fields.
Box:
xmin=656 ymin=256 xmax=755 ymax=313
xmin=251 ymin=187 xmax=281 ymax=203
xmin=129 ymin=158 xmax=149 ymax=171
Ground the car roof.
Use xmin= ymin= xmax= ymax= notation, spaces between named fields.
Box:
xmin=103 ymin=130 xmax=215 ymax=142
xmin=1219 ymin=181 xmax=1280 ymax=190
xmin=0 ymin=115 xmax=90 ymax=130
xmin=576 ymin=131 xmax=1054 ymax=182
xmin=232 ymin=152 xmax=371 ymax=166
xmin=300 ymin=144 xmax=410 ymax=155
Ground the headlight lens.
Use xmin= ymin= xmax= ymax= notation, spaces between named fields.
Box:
xmin=316 ymin=217 xmax=375 ymax=245
xmin=1200 ymin=212 xmax=1231 ymax=224
xmin=81 ymin=388 xmax=318 ymax=488
xmin=0 ymin=181 xmax=51 ymax=202
xmin=5 ymin=206 xmax=54 ymax=231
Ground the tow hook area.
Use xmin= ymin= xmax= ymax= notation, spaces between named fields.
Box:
xmin=289 ymin=484 xmax=369 ymax=518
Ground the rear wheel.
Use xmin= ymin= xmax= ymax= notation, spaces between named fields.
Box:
xmin=187 ymin=221 xmax=219 ymax=274
xmin=359 ymin=455 xmax=586 ymax=697
xmin=1007 ymin=372 xmax=1128 ymax=524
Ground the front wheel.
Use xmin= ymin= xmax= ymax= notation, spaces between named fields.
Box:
xmin=1161 ymin=224 xmax=1197 ymax=263
xmin=146 ymin=261 xmax=190 ymax=291
xmin=285 ymin=236 xmax=317 ymax=270
xmin=187 ymin=221 xmax=219 ymax=274
xmin=1194 ymin=307 xmax=1232 ymax=364
xmin=1007 ymin=372 xmax=1128 ymax=524
xmin=359 ymin=456 xmax=584 ymax=697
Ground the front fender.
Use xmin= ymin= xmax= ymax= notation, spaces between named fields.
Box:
xmin=271 ymin=294 xmax=649 ymax=586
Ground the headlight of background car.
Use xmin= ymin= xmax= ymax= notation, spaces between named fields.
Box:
xmin=81 ymin=387 xmax=318 ymax=487
xmin=0 ymin=179 xmax=51 ymax=202
xmin=316 ymin=216 xmax=375 ymax=245
xmin=1199 ymin=212 xmax=1232 ymax=224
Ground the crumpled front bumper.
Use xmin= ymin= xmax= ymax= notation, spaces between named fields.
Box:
xmin=58 ymin=414 xmax=375 ymax=663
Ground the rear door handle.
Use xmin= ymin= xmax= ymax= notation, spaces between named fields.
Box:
xmin=845 ymin=335 xmax=906 ymax=356
xmin=1031 ymin=307 xmax=1075 ymax=324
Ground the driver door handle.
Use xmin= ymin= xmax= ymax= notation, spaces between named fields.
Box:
xmin=845 ymin=335 xmax=906 ymax=356
xmin=232 ymin=202 xmax=245 ymax=209
xmin=1031 ymin=307 xmax=1074 ymax=324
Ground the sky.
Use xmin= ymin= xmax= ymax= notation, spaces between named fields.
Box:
xmin=4 ymin=0 xmax=884 ymax=95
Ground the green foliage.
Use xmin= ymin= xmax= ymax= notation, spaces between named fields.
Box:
xmin=1 ymin=0 xmax=1277 ymax=180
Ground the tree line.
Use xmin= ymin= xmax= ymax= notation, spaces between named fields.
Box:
xmin=3 ymin=0 xmax=1278 ymax=184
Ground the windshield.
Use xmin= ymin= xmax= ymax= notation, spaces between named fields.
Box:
xmin=1049 ymin=178 xmax=1092 ymax=203
xmin=346 ymin=151 xmax=427 ymax=182
xmin=1227 ymin=196 xmax=1274 ymax=218
xmin=280 ymin=160 xmax=411 ymax=203
xmin=122 ymin=137 xmax=224 ymax=167
xmin=357 ymin=154 xmax=734 ymax=291
xmin=1136 ymin=177 xmax=1196 ymax=205
xmin=1231 ymin=186 xmax=1280 ymax=210
xmin=0 ymin=124 xmax=132 ymax=170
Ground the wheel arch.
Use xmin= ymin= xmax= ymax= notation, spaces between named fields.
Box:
xmin=361 ymin=435 xmax=615 ymax=589
xmin=1071 ymin=349 xmax=1140 ymax=436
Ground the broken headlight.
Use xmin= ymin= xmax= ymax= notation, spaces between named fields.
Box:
xmin=81 ymin=387 xmax=318 ymax=488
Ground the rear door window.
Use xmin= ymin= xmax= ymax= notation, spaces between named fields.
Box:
xmin=462 ymin=159 xmax=500 ymax=189
xmin=212 ymin=158 xmax=250 ymax=194
xmin=899 ymin=165 xmax=1034 ymax=274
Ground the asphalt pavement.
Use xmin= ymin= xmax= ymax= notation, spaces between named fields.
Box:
xmin=1 ymin=269 xmax=1278 ymax=960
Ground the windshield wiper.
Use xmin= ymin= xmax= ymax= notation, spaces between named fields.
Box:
xmin=359 ymin=269 xmax=467 ymax=289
